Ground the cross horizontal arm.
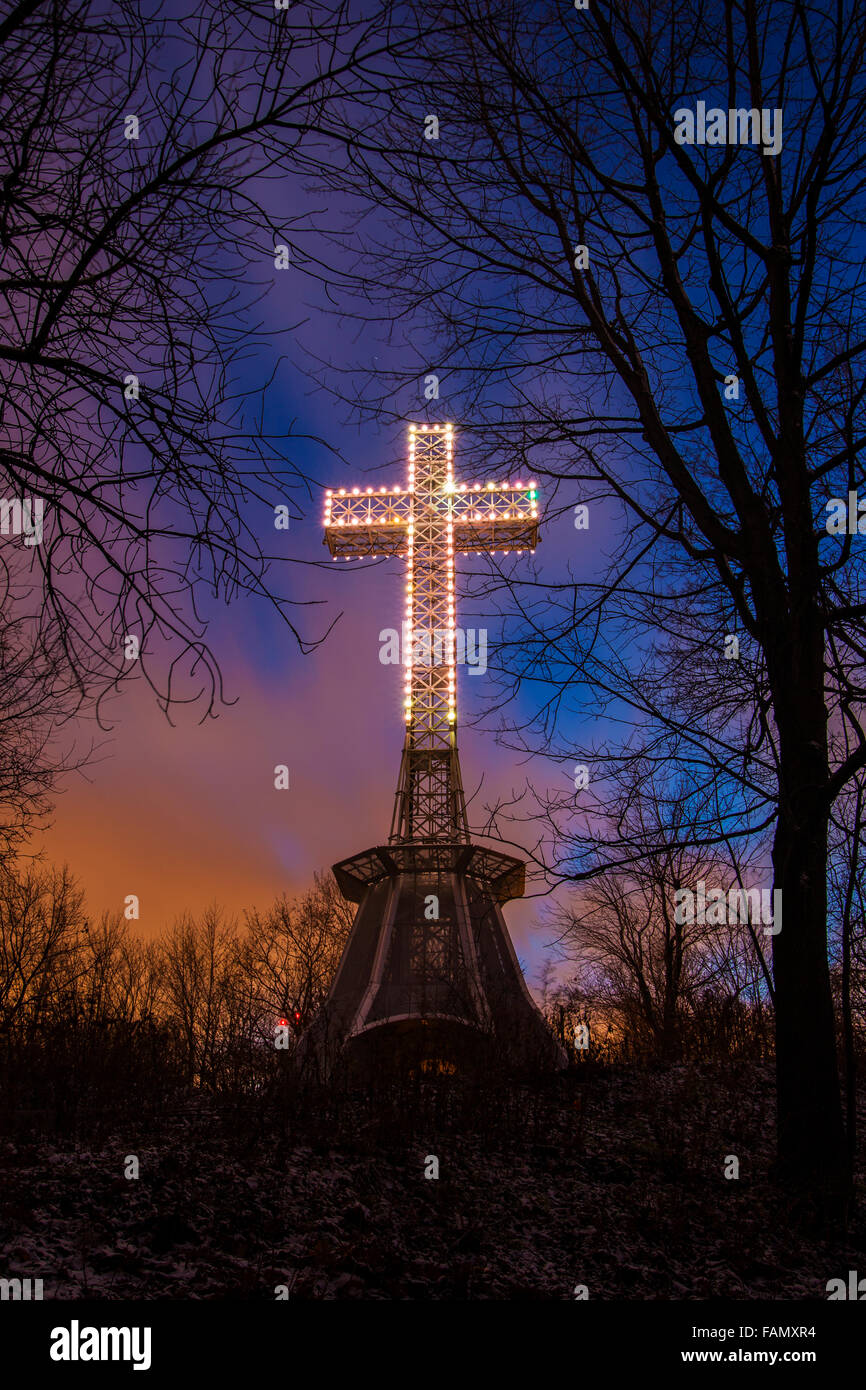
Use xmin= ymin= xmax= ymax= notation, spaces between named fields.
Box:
xmin=450 ymin=486 xmax=539 ymax=554
xmin=323 ymin=484 xmax=539 ymax=558
xmin=324 ymin=488 xmax=410 ymax=558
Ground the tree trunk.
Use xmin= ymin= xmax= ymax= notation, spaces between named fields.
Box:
xmin=841 ymin=898 xmax=856 ymax=1165
xmin=761 ymin=353 xmax=850 ymax=1210
xmin=771 ymin=733 xmax=849 ymax=1213
xmin=840 ymin=789 xmax=861 ymax=1166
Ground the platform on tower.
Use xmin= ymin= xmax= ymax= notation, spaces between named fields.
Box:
xmin=300 ymin=423 xmax=565 ymax=1079
xmin=298 ymin=837 xmax=566 ymax=1080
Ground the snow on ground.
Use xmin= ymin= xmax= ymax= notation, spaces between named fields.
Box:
xmin=2 ymin=1062 xmax=864 ymax=1299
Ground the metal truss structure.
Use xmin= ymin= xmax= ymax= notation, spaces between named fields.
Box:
xmin=324 ymin=424 xmax=539 ymax=842
xmin=332 ymin=841 xmax=526 ymax=906
xmin=305 ymin=424 xmax=564 ymax=1078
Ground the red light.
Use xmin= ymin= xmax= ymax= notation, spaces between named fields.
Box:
xmin=278 ymin=1018 xmax=288 ymax=1028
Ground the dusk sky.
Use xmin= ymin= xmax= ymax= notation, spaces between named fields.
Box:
xmin=15 ymin=3 xmax=621 ymax=993
xmin=33 ymin=340 xmax=603 ymax=987
xmin=4 ymin=0 xmax=863 ymax=1324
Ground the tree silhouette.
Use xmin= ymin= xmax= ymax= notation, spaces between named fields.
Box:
xmin=0 ymin=0 xmax=400 ymax=721
xmin=308 ymin=0 xmax=866 ymax=1205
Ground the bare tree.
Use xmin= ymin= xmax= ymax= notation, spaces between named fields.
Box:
xmin=159 ymin=907 xmax=239 ymax=1087
xmin=829 ymin=774 xmax=866 ymax=1161
xmin=308 ymin=0 xmax=866 ymax=1204
xmin=0 ymin=0 xmax=406 ymax=723
xmin=242 ymin=869 xmax=354 ymax=1040
xmin=561 ymin=864 xmax=706 ymax=1064
xmin=554 ymin=766 xmax=772 ymax=1061
xmin=0 ymin=859 xmax=85 ymax=1035
xmin=0 ymin=555 xmax=87 ymax=858
xmin=69 ymin=911 xmax=161 ymax=1030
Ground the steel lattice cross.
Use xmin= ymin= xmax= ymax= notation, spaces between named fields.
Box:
xmin=323 ymin=423 xmax=539 ymax=841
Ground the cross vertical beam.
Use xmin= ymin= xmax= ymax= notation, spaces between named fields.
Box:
xmin=393 ymin=423 xmax=464 ymax=841
xmin=322 ymin=424 xmax=539 ymax=843
xmin=405 ymin=424 xmax=455 ymax=744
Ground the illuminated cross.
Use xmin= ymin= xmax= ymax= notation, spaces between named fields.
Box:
xmin=323 ymin=423 xmax=539 ymax=843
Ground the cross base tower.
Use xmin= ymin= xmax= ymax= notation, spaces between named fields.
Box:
xmin=303 ymin=424 xmax=565 ymax=1078
xmin=300 ymin=840 xmax=564 ymax=1078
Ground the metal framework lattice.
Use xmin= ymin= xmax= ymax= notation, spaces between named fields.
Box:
xmin=323 ymin=424 xmax=539 ymax=842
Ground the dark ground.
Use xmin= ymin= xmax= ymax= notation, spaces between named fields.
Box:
xmin=2 ymin=1061 xmax=864 ymax=1299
